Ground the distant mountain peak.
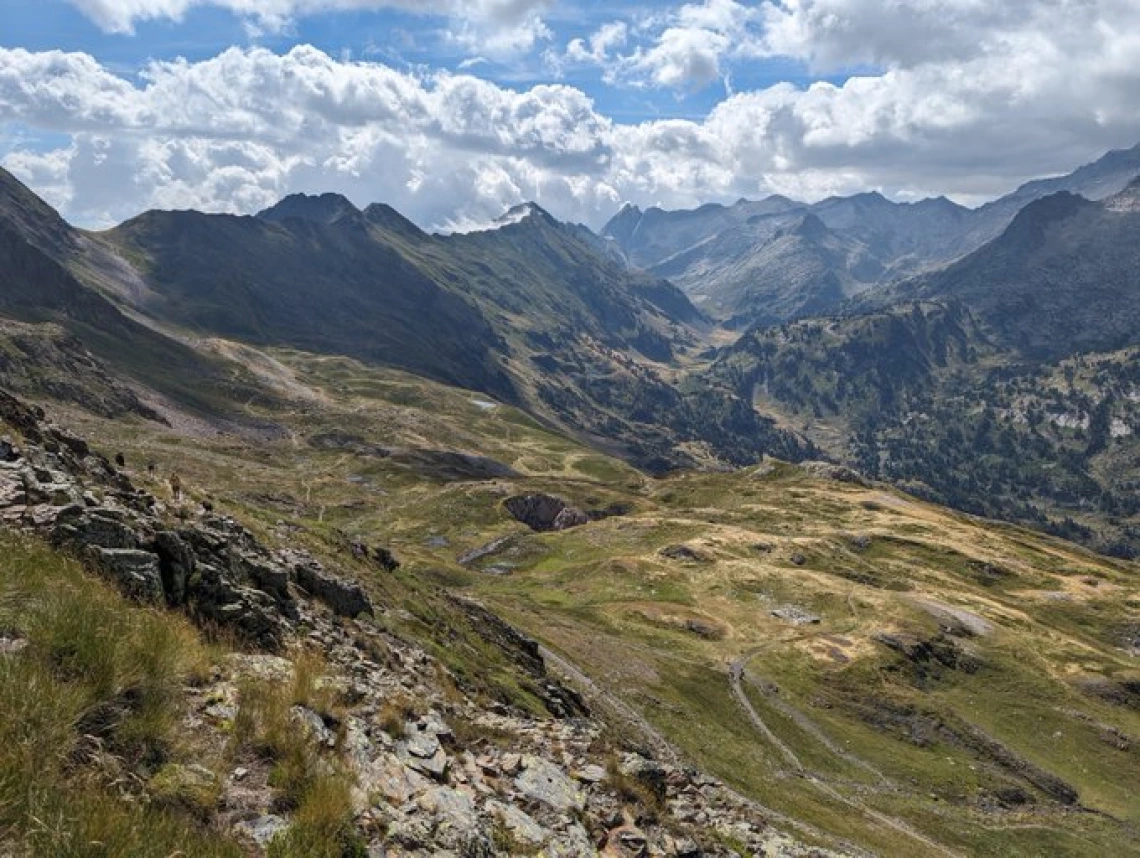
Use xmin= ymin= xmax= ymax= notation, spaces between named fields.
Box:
xmin=793 ymin=212 xmax=830 ymax=240
xmin=257 ymin=192 xmax=359 ymax=225
xmin=495 ymin=202 xmax=556 ymax=229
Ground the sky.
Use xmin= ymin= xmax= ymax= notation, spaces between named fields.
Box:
xmin=1 ymin=0 xmax=1139 ymax=231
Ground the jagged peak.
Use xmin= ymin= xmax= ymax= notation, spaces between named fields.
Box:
xmin=443 ymin=202 xmax=558 ymax=236
xmin=257 ymin=192 xmax=359 ymax=225
xmin=793 ymin=212 xmax=831 ymax=240
xmin=495 ymin=202 xmax=557 ymax=230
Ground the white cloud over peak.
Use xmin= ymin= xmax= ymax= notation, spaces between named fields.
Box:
xmin=3 ymin=0 xmax=1140 ymax=233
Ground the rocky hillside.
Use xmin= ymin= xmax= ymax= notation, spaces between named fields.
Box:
xmin=0 ymin=387 xmax=844 ymax=857
xmin=874 ymin=181 xmax=1140 ymax=360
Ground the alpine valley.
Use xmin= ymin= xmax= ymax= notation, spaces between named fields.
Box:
xmin=0 ymin=140 xmax=1138 ymax=858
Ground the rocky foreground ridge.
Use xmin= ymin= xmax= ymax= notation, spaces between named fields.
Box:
xmin=0 ymin=389 xmax=844 ymax=857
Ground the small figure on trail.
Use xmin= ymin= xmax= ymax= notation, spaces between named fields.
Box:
xmin=114 ymin=452 xmax=126 ymax=468
xmin=147 ymin=461 xmax=157 ymax=474
xmin=169 ymin=472 xmax=183 ymax=502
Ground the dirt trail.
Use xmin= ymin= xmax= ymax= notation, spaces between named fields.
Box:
xmin=729 ymin=651 xmax=965 ymax=858
xmin=538 ymin=645 xmax=871 ymax=856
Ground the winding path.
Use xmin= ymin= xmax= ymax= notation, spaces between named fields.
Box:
xmin=729 ymin=650 xmax=965 ymax=858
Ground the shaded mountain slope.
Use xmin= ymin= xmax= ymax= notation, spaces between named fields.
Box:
xmin=877 ymin=182 xmax=1140 ymax=359
xmin=657 ymin=214 xmax=883 ymax=327
xmin=705 ymin=296 xmax=1140 ymax=556
xmin=0 ymin=201 xmax=264 ymax=418
xmin=107 ymin=203 xmax=515 ymax=401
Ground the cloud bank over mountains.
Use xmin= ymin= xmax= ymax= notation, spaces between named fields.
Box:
xmin=3 ymin=0 xmax=1139 ymax=229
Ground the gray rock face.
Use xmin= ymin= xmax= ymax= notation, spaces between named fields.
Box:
xmin=235 ymin=814 xmax=290 ymax=848
xmin=90 ymin=548 xmax=164 ymax=602
xmin=154 ymin=530 xmax=194 ymax=606
xmin=286 ymin=550 xmax=373 ymax=617
xmin=514 ymin=755 xmax=584 ymax=812
xmin=232 ymin=551 xmax=290 ymax=600
xmin=52 ymin=506 xmax=138 ymax=551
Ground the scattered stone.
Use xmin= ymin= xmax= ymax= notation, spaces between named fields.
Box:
xmin=235 ymin=815 xmax=290 ymax=848
xmin=659 ymin=543 xmax=709 ymax=563
xmin=575 ymin=763 xmax=607 ymax=783
xmin=292 ymin=705 xmax=337 ymax=748
xmin=602 ymin=822 xmax=649 ymax=858
xmin=771 ymin=606 xmax=821 ymax=626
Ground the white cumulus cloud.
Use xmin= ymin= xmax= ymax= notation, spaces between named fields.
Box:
xmin=2 ymin=0 xmax=1140 ymax=233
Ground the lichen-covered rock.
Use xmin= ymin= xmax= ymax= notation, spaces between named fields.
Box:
xmin=486 ymin=800 xmax=547 ymax=849
xmin=514 ymin=756 xmax=584 ymax=812
xmin=235 ymin=814 xmax=290 ymax=848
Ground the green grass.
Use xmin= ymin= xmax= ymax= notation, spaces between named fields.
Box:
xmin=0 ymin=534 xmax=242 ymax=857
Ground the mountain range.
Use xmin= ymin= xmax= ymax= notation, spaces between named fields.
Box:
xmin=1 ymin=140 xmax=1139 ymax=559
xmin=605 ymin=142 xmax=1140 ymax=328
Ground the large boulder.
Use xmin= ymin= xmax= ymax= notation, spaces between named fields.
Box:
xmin=504 ymin=494 xmax=588 ymax=532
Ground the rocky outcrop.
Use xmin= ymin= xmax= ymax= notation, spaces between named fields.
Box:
xmin=348 ymin=539 xmax=400 ymax=572
xmin=451 ymin=598 xmax=588 ymax=719
xmin=504 ymin=493 xmax=587 ymax=532
xmin=800 ymin=460 xmax=873 ymax=487
xmin=503 ymin=493 xmax=631 ymax=533
xmin=0 ymin=391 xmax=370 ymax=647
xmin=283 ymin=548 xmax=373 ymax=618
